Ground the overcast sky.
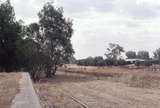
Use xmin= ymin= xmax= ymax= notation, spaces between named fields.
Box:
xmin=11 ymin=0 xmax=160 ymax=59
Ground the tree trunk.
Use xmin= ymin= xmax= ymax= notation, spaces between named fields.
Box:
xmin=46 ymin=65 xmax=52 ymax=78
xmin=52 ymin=65 xmax=57 ymax=76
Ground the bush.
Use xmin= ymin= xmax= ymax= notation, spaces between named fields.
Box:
xmin=77 ymin=58 xmax=128 ymax=66
xmin=135 ymin=60 xmax=152 ymax=66
xmin=117 ymin=59 xmax=127 ymax=65
xmin=104 ymin=59 xmax=114 ymax=66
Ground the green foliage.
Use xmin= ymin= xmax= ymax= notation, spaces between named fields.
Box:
xmin=137 ymin=51 xmax=150 ymax=60
xmin=68 ymin=56 xmax=76 ymax=64
xmin=105 ymin=43 xmax=124 ymax=65
xmin=93 ymin=56 xmax=104 ymax=66
xmin=0 ymin=0 xmax=22 ymax=71
xmin=77 ymin=44 xmax=126 ymax=66
xmin=117 ymin=59 xmax=127 ymax=65
xmin=126 ymin=51 xmax=136 ymax=59
xmin=105 ymin=43 xmax=124 ymax=60
xmin=0 ymin=1 xmax=74 ymax=81
xmin=154 ymin=48 xmax=160 ymax=60
xmin=77 ymin=56 xmax=126 ymax=66
xmin=77 ymin=56 xmax=105 ymax=66
xmin=135 ymin=60 xmax=152 ymax=66
xmin=36 ymin=2 xmax=74 ymax=77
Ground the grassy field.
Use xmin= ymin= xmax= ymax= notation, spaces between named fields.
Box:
xmin=0 ymin=73 xmax=21 ymax=108
xmin=35 ymin=65 xmax=160 ymax=108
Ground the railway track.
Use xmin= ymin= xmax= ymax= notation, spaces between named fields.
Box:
xmin=36 ymin=86 xmax=90 ymax=108
xmin=59 ymin=88 xmax=89 ymax=108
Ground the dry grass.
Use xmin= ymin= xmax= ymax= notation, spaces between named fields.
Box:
xmin=0 ymin=73 xmax=21 ymax=108
xmin=59 ymin=65 xmax=160 ymax=89
xmin=35 ymin=65 xmax=160 ymax=108
xmin=35 ymin=69 xmax=160 ymax=108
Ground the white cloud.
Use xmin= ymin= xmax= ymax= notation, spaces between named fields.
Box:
xmin=10 ymin=0 xmax=160 ymax=59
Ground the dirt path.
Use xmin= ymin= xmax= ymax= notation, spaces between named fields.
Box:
xmin=35 ymin=71 xmax=160 ymax=108
xmin=0 ymin=73 xmax=21 ymax=108
xmin=11 ymin=72 xmax=41 ymax=108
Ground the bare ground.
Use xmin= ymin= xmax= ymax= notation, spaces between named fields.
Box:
xmin=35 ymin=66 xmax=160 ymax=108
xmin=0 ymin=73 xmax=21 ymax=108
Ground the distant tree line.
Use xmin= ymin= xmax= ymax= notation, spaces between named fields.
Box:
xmin=126 ymin=51 xmax=150 ymax=60
xmin=77 ymin=43 xmax=126 ymax=66
xmin=77 ymin=56 xmax=126 ymax=66
xmin=77 ymin=43 xmax=160 ymax=66
xmin=0 ymin=0 xmax=74 ymax=81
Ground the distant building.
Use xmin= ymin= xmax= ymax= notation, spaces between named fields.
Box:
xmin=125 ymin=58 xmax=145 ymax=64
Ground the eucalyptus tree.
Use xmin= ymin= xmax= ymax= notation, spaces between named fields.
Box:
xmin=35 ymin=2 xmax=74 ymax=77
xmin=0 ymin=0 xmax=22 ymax=71
xmin=105 ymin=43 xmax=124 ymax=60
